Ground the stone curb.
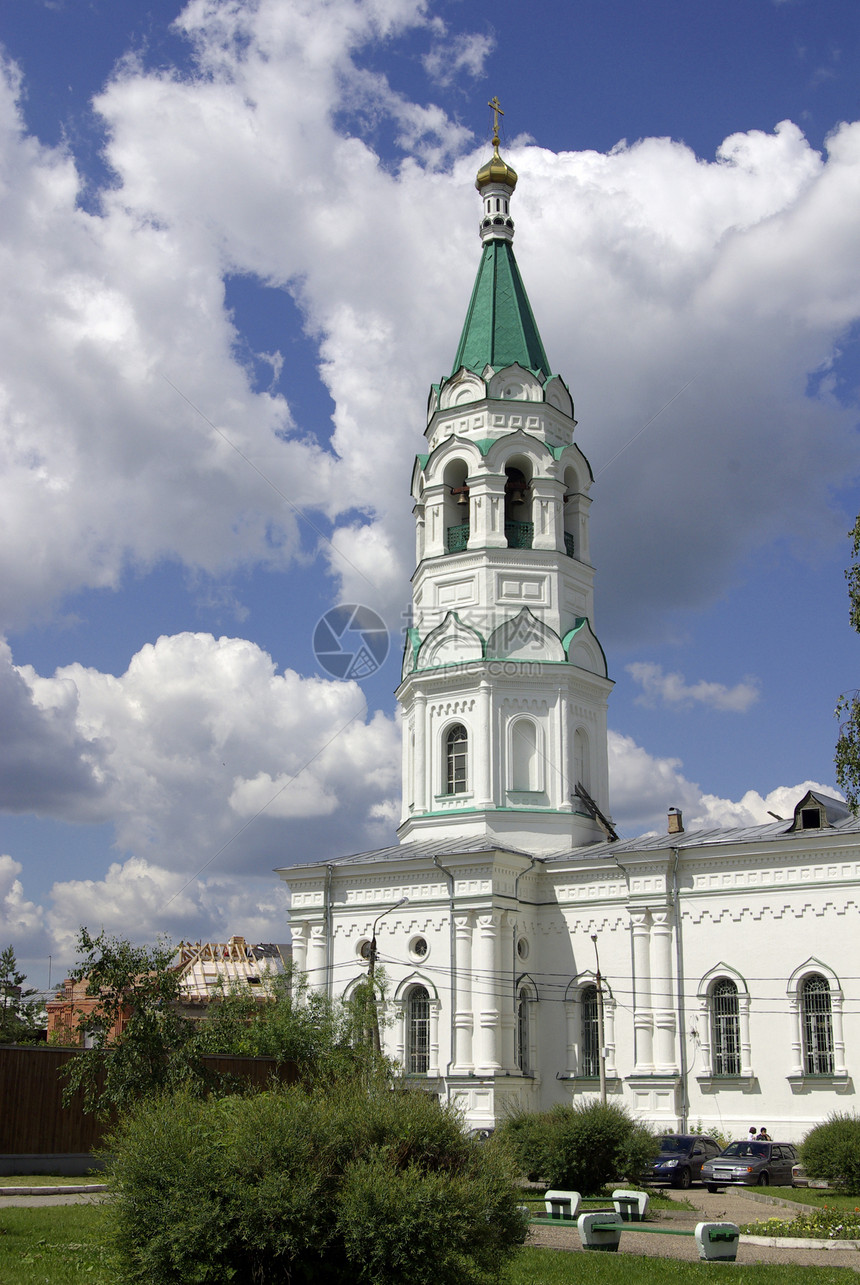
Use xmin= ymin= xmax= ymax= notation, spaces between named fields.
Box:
xmin=731 ymin=1188 xmax=829 ymax=1212
xmin=741 ymin=1235 xmax=860 ymax=1251
xmin=0 ymin=1184 xmax=107 ymax=1196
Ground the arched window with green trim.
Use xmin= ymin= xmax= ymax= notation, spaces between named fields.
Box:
xmin=445 ymin=724 xmax=468 ymax=795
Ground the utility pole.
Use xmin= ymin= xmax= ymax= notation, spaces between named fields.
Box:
xmin=368 ymin=896 xmax=409 ymax=1054
xmin=591 ymin=933 xmax=607 ymax=1104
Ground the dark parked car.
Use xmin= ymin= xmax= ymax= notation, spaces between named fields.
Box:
xmin=646 ymin=1134 xmax=723 ymax=1188
xmin=702 ymin=1140 xmax=798 ymax=1190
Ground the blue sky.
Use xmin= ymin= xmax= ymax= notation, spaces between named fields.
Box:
xmin=2 ymin=0 xmax=859 ymax=989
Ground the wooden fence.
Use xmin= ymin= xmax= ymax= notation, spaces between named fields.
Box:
xmin=0 ymin=1044 xmax=299 ymax=1158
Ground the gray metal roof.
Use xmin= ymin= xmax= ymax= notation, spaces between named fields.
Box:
xmin=279 ymin=804 xmax=860 ymax=878
xmin=543 ymin=809 xmax=860 ymax=864
xmin=280 ymin=833 xmax=535 ymax=875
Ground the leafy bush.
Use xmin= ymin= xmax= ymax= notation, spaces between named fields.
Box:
xmin=496 ymin=1108 xmax=555 ymax=1181
xmin=497 ymin=1101 xmax=655 ymax=1194
xmin=801 ymin=1112 xmax=860 ymax=1194
xmin=104 ymin=1083 xmax=527 ymax=1284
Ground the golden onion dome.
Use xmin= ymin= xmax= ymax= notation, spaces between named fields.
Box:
xmin=475 ymin=142 xmax=518 ymax=192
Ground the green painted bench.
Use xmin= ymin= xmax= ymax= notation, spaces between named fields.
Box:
xmin=579 ymin=1213 xmax=740 ymax=1261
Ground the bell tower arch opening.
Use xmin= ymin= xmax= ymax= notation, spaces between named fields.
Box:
xmin=442 ymin=458 xmax=470 ymax=554
xmin=504 ymin=455 xmax=534 ymax=549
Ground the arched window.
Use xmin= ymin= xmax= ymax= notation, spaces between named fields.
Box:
xmin=445 ymin=724 xmax=468 ymax=795
xmin=407 ymin=986 xmax=430 ymax=1074
xmin=711 ymin=978 xmax=741 ymax=1076
xmin=581 ymin=984 xmax=599 ymax=1077
xmin=802 ymin=974 xmax=834 ymax=1074
xmin=514 ymin=992 xmax=527 ymax=1074
xmin=511 ymin=718 xmax=538 ymax=791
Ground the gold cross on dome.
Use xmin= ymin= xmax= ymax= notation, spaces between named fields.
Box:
xmin=488 ymin=95 xmax=504 ymax=146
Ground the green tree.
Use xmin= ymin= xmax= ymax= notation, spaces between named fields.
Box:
xmin=0 ymin=945 xmax=43 ymax=1043
xmin=195 ymin=967 xmax=392 ymax=1084
xmin=836 ymin=514 xmax=860 ymax=809
xmin=64 ymin=928 xmax=391 ymax=1116
xmin=62 ymin=928 xmax=204 ymax=1117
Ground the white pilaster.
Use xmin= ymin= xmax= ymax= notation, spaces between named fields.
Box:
xmin=452 ymin=913 xmax=475 ymax=1072
xmin=739 ymin=992 xmax=753 ymax=1077
xmin=290 ymin=923 xmax=308 ymax=979
xmin=476 ymin=679 xmax=492 ymax=806
xmin=788 ymin=994 xmax=803 ymax=1076
xmin=564 ymin=997 xmax=578 ymax=1074
xmin=306 ymin=922 xmax=327 ymax=991
xmin=650 ymin=908 xmax=677 ymax=1073
xmin=429 ymin=998 xmax=441 ymax=1076
xmin=413 ymin=691 xmax=427 ymax=813
xmin=833 ymin=990 xmax=847 ymax=1076
xmin=631 ymin=909 xmax=654 ymax=1072
xmin=473 ymin=912 xmax=501 ymax=1072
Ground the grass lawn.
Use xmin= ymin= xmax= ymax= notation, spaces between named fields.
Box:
xmin=0 ymin=1204 xmax=110 ymax=1285
xmin=508 ymin=1246 xmax=858 ymax=1284
xmin=3 ymin=1204 xmax=858 ymax=1285
xmin=764 ymin=1188 xmax=860 ymax=1212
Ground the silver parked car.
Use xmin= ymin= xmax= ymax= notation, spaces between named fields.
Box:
xmin=702 ymin=1140 xmax=798 ymax=1190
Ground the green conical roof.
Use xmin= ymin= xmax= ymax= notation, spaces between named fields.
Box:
xmin=450 ymin=238 xmax=552 ymax=381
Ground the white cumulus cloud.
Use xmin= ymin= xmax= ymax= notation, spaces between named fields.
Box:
xmin=608 ymin=730 xmax=839 ymax=837
xmin=45 ymin=855 xmax=292 ymax=962
xmin=3 ymin=633 xmax=401 ymax=873
xmin=1 ymin=4 xmax=858 ymax=645
xmin=0 ymin=854 xmax=46 ymax=943
xmin=422 ymin=27 xmax=494 ymax=86
xmin=626 ymin=661 xmax=760 ymax=712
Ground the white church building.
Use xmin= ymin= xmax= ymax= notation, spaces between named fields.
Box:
xmin=279 ymin=122 xmax=859 ymax=1140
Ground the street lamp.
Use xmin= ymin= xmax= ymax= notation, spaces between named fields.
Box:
xmin=591 ymin=934 xmax=607 ymax=1104
xmin=367 ymin=896 xmax=409 ymax=1054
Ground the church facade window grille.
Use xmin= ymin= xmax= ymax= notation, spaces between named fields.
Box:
xmin=802 ymin=974 xmax=834 ymax=1075
xmin=516 ymin=988 xmax=530 ymax=1074
xmin=445 ymin=724 xmax=468 ymax=795
xmin=407 ymin=985 xmax=431 ymax=1074
xmin=580 ymin=984 xmax=600 ymax=1077
xmin=711 ymin=978 xmax=741 ymax=1076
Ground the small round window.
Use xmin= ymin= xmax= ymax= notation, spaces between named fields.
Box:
xmin=409 ymin=936 xmax=429 ymax=961
xmin=516 ymin=938 xmax=529 ymax=961
xmin=358 ymin=940 xmax=372 ymax=960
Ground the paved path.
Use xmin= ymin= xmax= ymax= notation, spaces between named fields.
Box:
xmin=528 ymin=1185 xmax=860 ymax=1270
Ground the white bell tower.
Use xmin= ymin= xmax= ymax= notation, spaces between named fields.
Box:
xmin=397 ymin=105 xmax=613 ymax=854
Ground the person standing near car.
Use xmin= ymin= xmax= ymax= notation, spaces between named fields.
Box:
xmin=757 ymin=1128 xmax=771 ymax=1141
